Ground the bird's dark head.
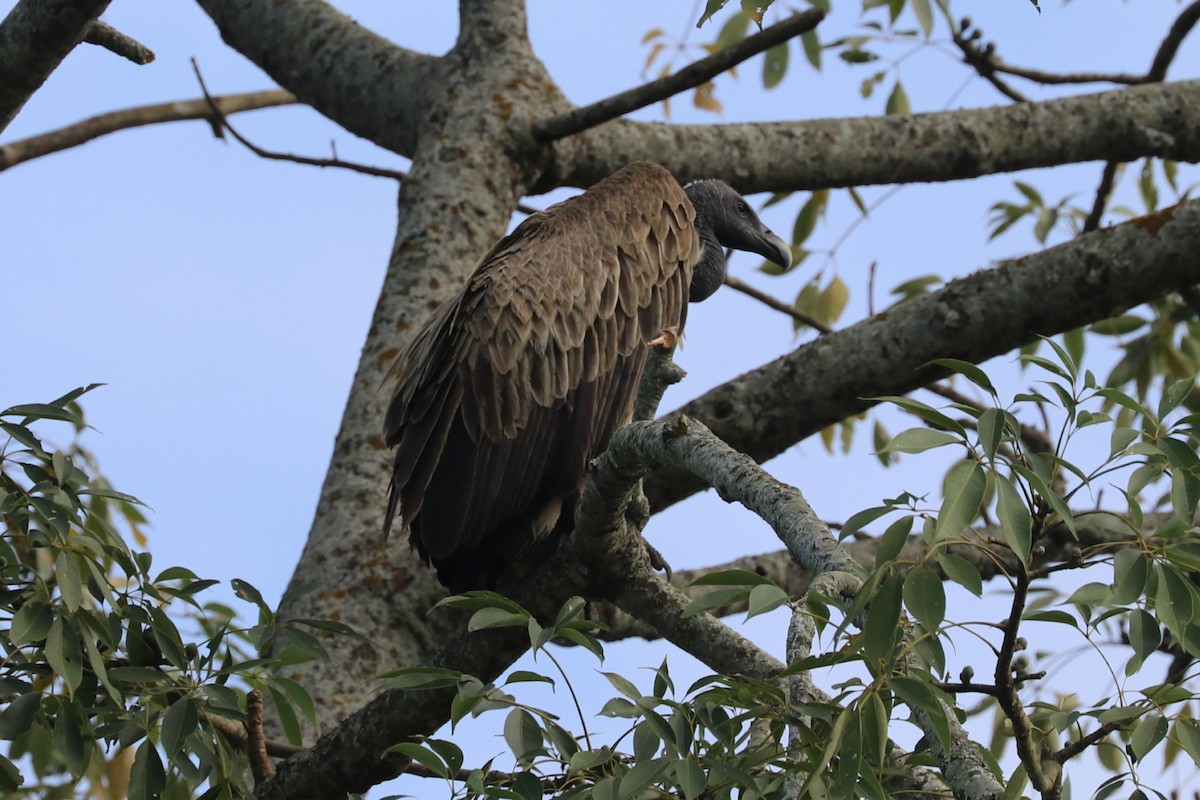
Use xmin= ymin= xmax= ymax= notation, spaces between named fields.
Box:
xmin=684 ymin=179 xmax=791 ymax=302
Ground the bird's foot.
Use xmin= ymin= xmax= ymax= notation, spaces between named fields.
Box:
xmin=647 ymin=327 xmax=679 ymax=349
xmin=644 ymin=540 xmax=674 ymax=583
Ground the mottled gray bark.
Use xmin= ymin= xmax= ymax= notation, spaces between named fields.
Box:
xmin=194 ymin=0 xmax=440 ymax=156
xmin=645 ymin=201 xmax=1200 ymax=512
xmin=245 ymin=0 xmax=571 ymax=733
xmin=545 ymin=79 xmax=1200 ymax=193
xmin=0 ymin=0 xmax=112 ymax=133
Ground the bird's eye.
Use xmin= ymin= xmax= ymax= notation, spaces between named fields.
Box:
xmin=736 ymin=201 xmax=749 ymax=214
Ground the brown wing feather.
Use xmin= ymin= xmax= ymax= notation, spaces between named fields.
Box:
xmin=383 ymin=162 xmax=699 ymax=590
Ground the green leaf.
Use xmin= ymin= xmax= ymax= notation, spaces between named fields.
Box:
xmin=875 ymin=514 xmax=913 ymax=568
xmin=504 ymin=708 xmax=543 ymax=766
xmin=1110 ymin=549 xmax=1149 ymax=605
xmin=673 ymin=758 xmax=707 ymax=800
xmin=889 ymin=677 xmax=950 ymax=751
xmin=878 ymin=428 xmax=961 ymax=454
xmin=0 ymin=693 xmax=41 ymax=741
xmin=469 ymin=607 xmax=530 ymax=631
xmin=976 ymin=409 xmax=1004 ymax=461
xmin=46 ymin=616 xmax=84 ymax=693
xmin=903 ymin=565 xmax=946 ymax=631
xmin=689 ymin=568 xmax=775 ymax=587
xmin=128 ymin=741 xmax=165 ymax=800
xmin=874 ymin=396 xmax=965 ymax=436
xmin=885 ymin=81 xmax=910 ymax=115
xmin=1176 ymin=720 xmax=1200 ymax=767
xmin=800 ymin=29 xmax=821 ymax=70
xmin=862 ymin=572 xmax=902 ymax=667
xmin=161 ymin=697 xmax=198 ymax=762
xmin=386 ymin=742 xmax=449 ymax=778
xmin=601 ymin=671 xmax=641 ymax=700
xmin=2 ymin=403 xmax=81 ymax=423
xmin=746 ymin=583 xmax=789 ymax=619
xmin=10 ymin=602 xmax=53 ymax=645
xmin=935 ymin=460 xmax=985 ymax=541
xmin=621 ymin=757 xmax=669 ymax=799
xmin=0 ymin=753 xmax=22 ymax=791
xmin=995 ymin=475 xmax=1032 ymax=566
xmin=928 ymin=358 xmax=997 ymax=396
xmin=762 ymin=42 xmax=789 ymax=89
xmin=55 ymin=549 xmax=83 ymax=613
xmin=935 ymin=552 xmax=982 ymax=596
xmin=269 ymin=684 xmax=303 ymax=746
xmin=377 ymin=667 xmax=463 ymax=690
xmin=911 ymin=0 xmax=933 ymax=36
xmin=1131 ymin=714 xmax=1168 ymax=761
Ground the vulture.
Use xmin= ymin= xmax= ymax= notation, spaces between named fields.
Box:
xmin=383 ymin=162 xmax=790 ymax=591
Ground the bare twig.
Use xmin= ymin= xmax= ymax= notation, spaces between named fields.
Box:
xmin=247 ymin=689 xmax=276 ymax=784
xmin=191 ymin=59 xmax=409 ymax=182
xmin=83 ymin=19 xmax=154 ymax=64
xmin=533 ymin=9 xmax=825 ymax=142
xmin=1082 ymin=161 xmax=1119 ymax=233
xmin=1053 ymin=720 xmax=1122 ymax=763
xmin=0 ymin=89 xmax=296 ymax=171
xmin=949 ymin=21 xmax=1029 ymax=103
xmin=724 ymin=275 xmax=833 ymax=334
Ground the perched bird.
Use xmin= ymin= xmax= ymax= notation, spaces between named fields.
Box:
xmin=383 ymin=162 xmax=790 ymax=591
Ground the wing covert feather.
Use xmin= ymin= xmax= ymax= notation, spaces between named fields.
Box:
xmin=383 ymin=162 xmax=700 ymax=589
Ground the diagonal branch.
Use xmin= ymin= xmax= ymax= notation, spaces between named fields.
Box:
xmin=533 ymin=8 xmax=825 ymax=142
xmin=552 ymin=80 xmax=1200 ymax=193
xmin=644 ymin=202 xmax=1200 ymax=513
xmin=0 ymin=0 xmax=112 ymax=133
xmin=0 ymin=89 xmax=296 ymax=171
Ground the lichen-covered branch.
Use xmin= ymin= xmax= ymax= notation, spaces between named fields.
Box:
xmin=549 ymin=80 xmax=1200 ymax=192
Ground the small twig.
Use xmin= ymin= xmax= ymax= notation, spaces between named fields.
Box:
xmin=533 ymin=9 xmax=825 ymax=141
xmin=935 ymin=681 xmax=1000 ymax=696
xmin=1053 ymin=720 xmax=1122 ymax=763
xmin=724 ymin=275 xmax=833 ymax=334
xmin=1082 ymin=162 xmax=1119 ymax=233
xmin=201 ymin=710 xmax=305 ymax=759
xmin=1146 ymin=0 xmax=1200 ymax=81
xmin=950 ymin=21 xmax=1029 ymax=103
xmin=867 ymin=261 xmax=877 ymax=318
xmin=83 ymin=19 xmax=153 ymax=64
xmin=0 ymin=89 xmax=296 ymax=171
xmin=191 ymin=59 xmax=409 ymax=182
xmin=247 ymin=689 xmax=276 ymax=783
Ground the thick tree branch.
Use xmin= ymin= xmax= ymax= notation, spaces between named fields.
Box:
xmin=551 ymin=80 xmax=1200 ymax=193
xmin=644 ymin=202 xmax=1200 ymax=513
xmin=533 ymin=9 xmax=825 ymax=142
xmin=193 ymin=0 xmax=438 ymax=157
xmin=0 ymin=89 xmax=296 ymax=171
xmin=0 ymin=0 xmax=112 ymax=133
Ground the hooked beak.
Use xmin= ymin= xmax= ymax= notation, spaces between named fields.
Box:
xmin=752 ymin=230 xmax=792 ymax=270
